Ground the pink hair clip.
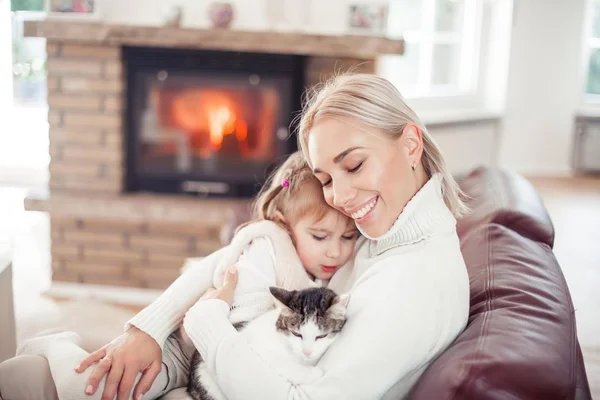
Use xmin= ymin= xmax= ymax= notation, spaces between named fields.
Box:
xmin=281 ymin=179 xmax=290 ymax=188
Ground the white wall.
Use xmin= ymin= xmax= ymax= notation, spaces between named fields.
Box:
xmin=429 ymin=121 xmax=499 ymax=175
xmin=498 ymin=0 xmax=587 ymax=175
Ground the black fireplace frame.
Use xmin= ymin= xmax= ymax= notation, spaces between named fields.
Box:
xmin=123 ymin=46 xmax=306 ymax=198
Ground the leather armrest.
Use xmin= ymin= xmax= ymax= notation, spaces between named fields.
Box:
xmin=457 ymin=167 xmax=555 ymax=247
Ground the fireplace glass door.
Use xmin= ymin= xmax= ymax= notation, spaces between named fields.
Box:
xmin=125 ymin=47 xmax=304 ymax=197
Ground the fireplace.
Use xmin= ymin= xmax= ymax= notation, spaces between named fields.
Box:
xmin=124 ymin=47 xmax=306 ymax=198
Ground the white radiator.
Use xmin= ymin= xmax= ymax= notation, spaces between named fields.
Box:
xmin=573 ymin=117 xmax=600 ymax=172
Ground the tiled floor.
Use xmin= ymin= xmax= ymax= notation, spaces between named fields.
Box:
xmin=1 ymin=175 xmax=599 ymax=395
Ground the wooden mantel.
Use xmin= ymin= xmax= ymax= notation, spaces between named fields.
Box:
xmin=24 ymin=20 xmax=404 ymax=58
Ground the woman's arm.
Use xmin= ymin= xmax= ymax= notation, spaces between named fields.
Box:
xmin=183 ymin=254 xmax=467 ymax=400
xmin=77 ymin=250 xmax=228 ymax=400
xmin=79 ymin=236 xmax=280 ymax=400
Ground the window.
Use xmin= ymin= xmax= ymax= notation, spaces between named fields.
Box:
xmin=0 ymin=0 xmax=49 ymax=180
xmin=11 ymin=1 xmax=47 ymax=107
xmin=379 ymin=0 xmax=482 ymax=99
xmin=584 ymin=0 xmax=600 ymax=99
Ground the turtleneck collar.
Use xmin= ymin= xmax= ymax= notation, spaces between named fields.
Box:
xmin=355 ymin=173 xmax=457 ymax=256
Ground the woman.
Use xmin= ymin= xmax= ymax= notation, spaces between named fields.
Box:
xmin=0 ymin=74 xmax=470 ymax=400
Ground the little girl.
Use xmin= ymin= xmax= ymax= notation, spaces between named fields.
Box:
xmin=17 ymin=151 xmax=360 ymax=400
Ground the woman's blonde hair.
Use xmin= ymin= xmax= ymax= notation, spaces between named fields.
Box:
xmin=297 ymin=73 xmax=468 ymax=218
xmin=249 ymin=151 xmax=344 ymax=231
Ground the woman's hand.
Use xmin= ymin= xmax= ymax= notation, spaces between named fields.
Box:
xmin=75 ymin=326 xmax=162 ymax=400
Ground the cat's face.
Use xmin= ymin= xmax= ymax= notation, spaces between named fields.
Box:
xmin=270 ymin=287 xmax=349 ymax=365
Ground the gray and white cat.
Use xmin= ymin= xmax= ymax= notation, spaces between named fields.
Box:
xmin=186 ymin=286 xmax=349 ymax=400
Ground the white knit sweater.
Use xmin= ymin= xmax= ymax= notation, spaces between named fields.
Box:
xmin=127 ymin=220 xmax=317 ymax=347
xmin=181 ymin=174 xmax=470 ymax=399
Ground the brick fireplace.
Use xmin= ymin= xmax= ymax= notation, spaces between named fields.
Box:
xmin=24 ymin=20 xmax=403 ymax=290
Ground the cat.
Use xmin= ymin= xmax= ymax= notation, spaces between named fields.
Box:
xmin=185 ymin=286 xmax=350 ymax=400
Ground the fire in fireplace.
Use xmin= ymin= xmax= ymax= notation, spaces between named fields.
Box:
xmin=124 ymin=46 xmax=306 ymax=198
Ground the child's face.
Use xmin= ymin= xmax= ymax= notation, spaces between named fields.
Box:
xmin=291 ymin=211 xmax=359 ymax=280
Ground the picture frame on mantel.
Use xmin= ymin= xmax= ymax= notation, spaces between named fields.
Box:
xmin=347 ymin=3 xmax=389 ymax=35
xmin=45 ymin=0 xmax=99 ymax=19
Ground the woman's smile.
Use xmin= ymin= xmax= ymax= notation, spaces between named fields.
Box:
xmin=346 ymin=196 xmax=378 ymax=222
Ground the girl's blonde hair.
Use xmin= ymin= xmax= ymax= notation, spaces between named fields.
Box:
xmin=297 ymin=73 xmax=468 ymax=218
xmin=249 ymin=151 xmax=343 ymax=230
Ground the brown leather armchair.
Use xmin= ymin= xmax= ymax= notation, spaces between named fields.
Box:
xmin=408 ymin=167 xmax=592 ymax=400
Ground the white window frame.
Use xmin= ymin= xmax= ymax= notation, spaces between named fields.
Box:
xmin=581 ymin=0 xmax=600 ymax=107
xmin=377 ymin=0 xmax=499 ymax=120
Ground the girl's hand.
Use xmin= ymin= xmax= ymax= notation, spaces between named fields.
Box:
xmin=75 ymin=326 xmax=162 ymax=400
xmin=199 ymin=266 xmax=238 ymax=306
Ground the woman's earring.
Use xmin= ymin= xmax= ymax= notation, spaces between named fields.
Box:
xmin=411 ymin=162 xmax=416 ymax=171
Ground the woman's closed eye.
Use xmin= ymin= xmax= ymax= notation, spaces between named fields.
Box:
xmin=317 ymin=160 xmax=364 ymax=187
xmin=312 ymin=234 xmax=326 ymax=241
xmin=342 ymin=233 xmax=357 ymax=240
xmin=319 ymin=179 xmax=332 ymax=188
xmin=348 ymin=161 xmax=363 ymax=173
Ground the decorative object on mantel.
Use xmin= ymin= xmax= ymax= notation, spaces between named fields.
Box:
xmin=46 ymin=0 xmax=99 ymax=19
xmin=208 ymin=2 xmax=234 ymax=29
xmin=347 ymin=3 xmax=389 ymax=35
xmin=164 ymin=5 xmax=183 ymax=28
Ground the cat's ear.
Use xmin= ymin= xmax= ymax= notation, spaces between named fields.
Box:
xmin=327 ymin=293 xmax=350 ymax=319
xmin=270 ymin=287 xmax=293 ymax=309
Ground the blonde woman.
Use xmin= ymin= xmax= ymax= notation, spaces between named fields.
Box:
xmin=0 ymin=74 xmax=470 ymax=400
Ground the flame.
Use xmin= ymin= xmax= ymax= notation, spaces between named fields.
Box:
xmin=208 ymin=105 xmax=237 ymax=150
xmin=153 ymin=86 xmax=278 ymax=160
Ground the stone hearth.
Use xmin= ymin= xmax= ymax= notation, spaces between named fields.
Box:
xmin=24 ymin=20 xmax=404 ymax=290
